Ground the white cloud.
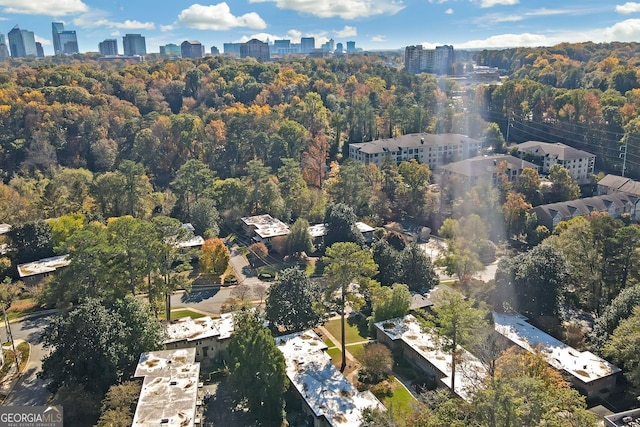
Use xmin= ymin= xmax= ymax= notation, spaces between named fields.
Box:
xmin=110 ymin=31 xmax=121 ymax=37
xmin=0 ymin=0 xmax=88 ymax=15
xmin=371 ymin=35 xmax=386 ymax=42
xmin=160 ymin=24 xmax=175 ymax=32
xmin=177 ymin=3 xmax=266 ymax=31
xmin=236 ymin=29 xmax=329 ymax=46
xmin=599 ymin=18 xmax=640 ymax=40
xmin=249 ymin=0 xmax=404 ymax=19
xmin=334 ymin=25 xmax=357 ymax=38
xmin=34 ymin=35 xmax=50 ymax=46
xmin=445 ymin=8 xmax=454 ymax=14
xmin=74 ymin=14 xmax=155 ymax=30
xmin=455 ymin=33 xmax=550 ymax=48
xmin=480 ymin=0 xmax=519 ymax=7
xmin=616 ymin=2 xmax=640 ymax=14
xmin=493 ymin=14 xmax=523 ymax=22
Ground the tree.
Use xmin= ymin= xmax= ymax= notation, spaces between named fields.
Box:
xmin=247 ymin=242 xmax=268 ymax=267
xmin=591 ymin=284 xmax=640 ymax=351
xmin=603 ymin=306 xmax=640 ymax=391
xmin=372 ymin=239 xmax=401 ymax=286
xmin=200 ymin=238 xmax=230 ymax=275
xmin=7 ymin=220 xmax=54 ymax=263
xmin=547 ymin=164 xmax=580 ymax=202
xmin=40 ymin=297 xmax=163 ymax=394
xmin=423 ymin=289 xmax=488 ymax=396
xmin=483 ymin=122 xmax=506 ymax=153
xmin=398 ymin=242 xmax=439 ymax=292
xmin=495 ymin=244 xmax=569 ymax=318
xmin=360 ymin=343 xmax=393 ymax=383
xmin=437 ymin=241 xmax=483 ymax=283
xmin=515 ymin=167 xmax=542 ymax=205
xmin=227 ymin=310 xmax=288 ymax=424
xmin=324 ymin=202 xmax=365 ymax=248
xmin=324 ymin=242 xmax=378 ymax=372
xmin=118 ymin=160 xmax=154 ymax=218
xmin=502 ymin=192 xmax=532 ymax=238
xmin=265 ymin=267 xmax=323 ymax=333
xmin=96 ymin=381 xmax=141 ymax=427
xmin=190 ymin=198 xmax=220 ymax=238
xmin=286 ymin=217 xmax=313 ymax=255
xmin=370 ymin=283 xmax=411 ymax=322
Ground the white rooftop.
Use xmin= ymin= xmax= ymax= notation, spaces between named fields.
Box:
xmin=164 ymin=313 xmax=235 ymax=345
xmin=0 ymin=223 xmax=10 ymax=234
xmin=493 ymin=312 xmax=620 ymax=383
xmin=276 ymin=330 xmax=384 ymax=427
xmin=307 ymin=222 xmax=374 ymax=238
xmin=132 ymin=348 xmax=200 ymax=427
xmin=241 ymin=214 xmax=291 ymax=239
xmin=375 ymin=315 xmax=487 ymax=402
xmin=17 ymin=254 xmax=70 ymax=278
xmin=175 ymin=235 xmax=205 ymax=249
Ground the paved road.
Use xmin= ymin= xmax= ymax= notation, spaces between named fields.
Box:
xmin=1 ymin=314 xmax=53 ymax=406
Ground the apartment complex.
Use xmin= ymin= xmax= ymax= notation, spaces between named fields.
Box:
xmin=99 ymin=39 xmax=118 ymax=56
xmin=405 ymin=44 xmax=454 ymax=74
xmin=349 ymin=133 xmax=481 ymax=170
xmin=439 ymin=155 xmax=539 ymax=188
xmin=516 ymin=141 xmax=596 ymax=184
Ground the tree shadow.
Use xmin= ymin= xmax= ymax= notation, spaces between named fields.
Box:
xmin=181 ymin=289 xmax=218 ymax=303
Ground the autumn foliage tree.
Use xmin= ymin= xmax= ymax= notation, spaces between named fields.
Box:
xmin=200 ymin=238 xmax=230 ymax=275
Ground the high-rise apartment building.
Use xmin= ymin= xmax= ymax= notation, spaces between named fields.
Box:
xmin=404 ymin=44 xmax=454 ymax=75
xmin=300 ymin=37 xmax=315 ymax=53
xmin=346 ymin=41 xmax=356 ymax=53
xmin=210 ymin=46 xmax=219 ymax=55
xmin=240 ymin=39 xmax=269 ymax=61
xmin=122 ymin=34 xmax=146 ymax=56
xmin=99 ymin=39 xmax=118 ymax=56
xmin=53 ymin=23 xmax=79 ymax=55
xmin=181 ymin=40 xmax=204 ymax=59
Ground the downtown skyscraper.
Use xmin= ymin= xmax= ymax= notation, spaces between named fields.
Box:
xmin=52 ymin=22 xmax=79 ymax=55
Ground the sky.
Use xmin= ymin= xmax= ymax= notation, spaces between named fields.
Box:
xmin=2 ymin=0 xmax=640 ymax=55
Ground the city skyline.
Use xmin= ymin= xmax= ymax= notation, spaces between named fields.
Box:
xmin=0 ymin=1 xmax=637 ymax=55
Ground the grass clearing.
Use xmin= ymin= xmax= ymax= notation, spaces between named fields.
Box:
xmin=381 ymin=376 xmax=417 ymax=420
xmin=326 ymin=347 xmax=341 ymax=363
xmin=6 ymin=299 xmax=42 ymax=321
xmin=0 ymin=342 xmax=31 ymax=380
xmin=324 ymin=337 xmax=335 ymax=348
xmin=346 ymin=342 xmax=366 ymax=361
xmin=325 ymin=318 xmax=370 ymax=345
xmin=160 ymin=308 xmax=211 ymax=320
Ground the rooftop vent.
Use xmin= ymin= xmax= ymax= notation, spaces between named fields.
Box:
xmin=420 ymin=138 xmax=425 ymax=144
xmin=170 ymin=380 xmax=177 ymax=386
xmin=161 ymin=419 xmax=169 ymax=424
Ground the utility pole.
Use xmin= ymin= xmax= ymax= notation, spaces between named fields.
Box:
xmin=620 ymin=134 xmax=628 ymax=177
xmin=2 ymin=304 xmax=19 ymax=373
xmin=505 ymin=111 xmax=513 ymax=146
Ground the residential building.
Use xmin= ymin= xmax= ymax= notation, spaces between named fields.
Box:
xmin=349 ymin=133 xmax=481 ymax=170
xmin=8 ymin=25 xmax=25 ymax=57
xmin=132 ymin=348 xmax=202 ymax=427
xmin=346 ymin=41 xmax=356 ymax=53
xmin=17 ymin=255 xmax=70 ymax=285
xmin=532 ymin=193 xmax=640 ymax=231
xmin=335 ymin=42 xmax=344 ymax=55
xmin=439 ymin=154 xmax=539 ymax=188
xmin=276 ymin=330 xmax=384 ymax=426
xmin=159 ymin=43 xmax=180 ymax=57
xmin=163 ymin=314 xmax=234 ymax=362
xmin=375 ymin=315 xmax=487 ymax=402
xmin=240 ymin=39 xmax=269 ymax=61
xmin=99 ymin=39 xmax=118 ymax=56
xmin=241 ymin=214 xmax=290 ymax=243
xmin=300 ymin=37 xmax=315 ymax=53
xmin=123 ymin=34 xmax=146 ymax=56
xmin=210 ymin=45 xmax=219 ymax=55
xmin=321 ymin=38 xmax=334 ymax=52
xmin=597 ymin=174 xmax=640 ymax=198
xmin=307 ymin=222 xmax=375 ymax=246
xmin=494 ymin=312 xmax=620 ymax=400
xmin=516 ymin=141 xmax=596 ymax=184
xmin=405 ymin=44 xmax=454 ymax=75
xmin=223 ymin=42 xmax=241 ymax=56
xmin=181 ymin=40 xmax=204 ymax=59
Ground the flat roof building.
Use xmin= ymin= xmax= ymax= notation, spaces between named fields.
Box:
xmin=17 ymin=255 xmax=70 ymax=284
xmin=241 ymin=214 xmax=290 ymax=243
xmin=604 ymin=408 xmax=640 ymax=427
xmin=181 ymin=40 xmax=204 ymax=59
xmin=163 ymin=314 xmax=234 ymax=361
xmin=276 ymin=330 xmax=384 ymax=426
xmin=493 ymin=312 xmax=620 ymax=400
xmin=123 ymin=34 xmax=146 ymax=56
xmin=132 ymin=348 xmax=201 ymax=427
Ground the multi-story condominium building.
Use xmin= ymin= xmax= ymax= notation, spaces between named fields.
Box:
xmin=349 ymin=133 xmax=481 ymax=170
xmin=405 ymin=44 xmax=454 ymax=75
xmin=240 ymin=39 xmax=269 ymax=61
xmin=300 ymin=37 xmax=315 ymax=53
xmin=159 ymin=43 xmax=180 ymax=57
xmin=439 ymin=155 xmax=539 ymax=188
xmin=516 ymin=141 xmax=596 ymax=184
xmin=99 ymin=39 xmax=118 ymax=56
xmin=180 ymin=40 xmax=204 ymax=58
xmin=122 ymin=33 xmax=146 ymax=56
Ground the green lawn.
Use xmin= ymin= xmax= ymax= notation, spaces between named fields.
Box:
xmin=6 ymin=299 xmax=43 ymax=321
xmin=381 ymin=376 xmax=417 ymax=420
xmin=346 ymin=342 xmax=366 ymax=361
xmin=0 ymin=342 xmax=30 ymax=380
xmin=161 ymin=308 xmax=210 ymax=320
xmin=324 ymin=318 xmax=370 ymax=345
xmin=324 ymin=337 xmax=335 ymax=348
xmin=326 ymin=347 xmax=342 ymax=362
